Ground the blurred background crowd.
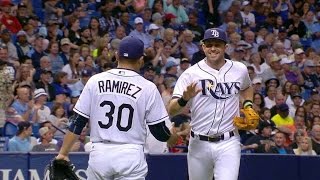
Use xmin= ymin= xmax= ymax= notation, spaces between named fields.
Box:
xmin=0 ymin=0 xmax=320 ymax=156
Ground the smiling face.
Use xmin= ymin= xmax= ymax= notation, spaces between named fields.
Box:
xmin=202 ymin=39 xmax=227 ymax=64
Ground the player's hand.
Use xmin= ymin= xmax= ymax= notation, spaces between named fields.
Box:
xmin=182 ymin=82 xmax=202 ymax=101
xmin=55 ymin=154 xmax=70 ymax=162
xmin=167 ymin=132 xmax=179 ymax=148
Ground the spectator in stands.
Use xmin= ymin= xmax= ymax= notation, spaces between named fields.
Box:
xmin=99 ymin=5 xmax=120 ymax=37
xmin=1 ymin=29 xmax=18 ymax=63
xmin=166 ymin=0 xmax=189 ymax=25
xmin=161 ymin=77 xmax=176 ymax=108
xmin=8 ymin=121 xmax=35 ymax=152
xmin=286 ymin=11 xmax=307 ymax=40
xmin=294 ymin=136 xmax=317 ymax=155
xmin=177 ymin=58 xmax=190 ymax=77
xmin=272 ymin=103 xmax=295 ymax=140
xmin=163 ymin=60 xmax=178 ymax=80
xmin=129 ymin=17 xmax=151 ymax=49
xmin=59 ymin=38 xmax=72 ymax=65
xmin=186 ymin=11 xmax=204 ymax=43
xmin=69 ymin=69 xmax=92 ymax=92
xmin=10 ymin=86 xmax=38 ymax=122
xmin=47 ymin=103 xmax=68 ymax=140
xmin=31 ymin=127 xmax=57 ymax=152
xmin=67 ymin=16 xmax=81 ymax=45
xmin=28 ymin=34 xmax=47 ymax=69
xmin=242 ymin=121 xmax=274 ymax=153
xmin=268 ymin=131 xmax=294 ymax=154
xmin=35 ymin=69 xmax=55 ymax=102
xmin=15 ymin=30 xmax=32 ymax=60
xmin=270 ymin=93 xmax=286 ymax=118
xmin=62 ymin=52 xmax=83 ymax=84
xmin=311 ymin=124 xmax=320 ymax=154
xmin=33 ymin=56 xmax=52 ymax=82
xmin=51 ymin=71 xmax=72 ymax=98
xmin=280 ymin=57 xmax=304 ymax=85
xmin=33 ymin=89 xmax=51 ymax=123
xmin=252 ymin=78 xmax=264 ymax=95
xmin=47 ymin=42 xmax=64 ymax=74
xmin=264 ymin=86 xmax=277 ymax=109
xmin=0 ymin=1 xmax=22 ymax=34
xmin=15 ymin=64 xmax=36 ymax=90
xmin=292 ymin=48 xmax=305 ymax=70
xmin=180 ymin=30 xmax=198 ymax=60
xmin=240 ymin=1 xmax=255 ymax=28
xmin=289 ymin=94 xmax=304 ymax=118
xmin=253 ymin=92 xmax=265 ymax=114
xmin=118 ymin=12 xmax=134 ymax=36
xmin=45 ymin=18 xmax=63 ymax=43
xmin=88 ymin=17 xmax=105 ymax=42
xmin=301 ymin=60 xmax=319 ymax=100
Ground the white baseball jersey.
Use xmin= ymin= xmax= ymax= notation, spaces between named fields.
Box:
xmin=173 ymin=59 xmax=251 ymax=135
xmin=74 ymin=68 xmax=169 ymax=145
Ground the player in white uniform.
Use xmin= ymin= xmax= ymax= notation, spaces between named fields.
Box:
xmin=55 ymin=36 xmax=179 ymax=180
xmin=168 ymin=28 xmax=254 ymax=180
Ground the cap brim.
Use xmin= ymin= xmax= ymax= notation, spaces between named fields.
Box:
xmin=202 ymin=38 xmax=227 ymax=43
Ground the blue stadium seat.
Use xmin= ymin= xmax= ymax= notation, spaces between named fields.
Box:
xmin=2 ymin=122 xmax=18 ymax=138
xmin=0 ymin=136 xmax=9 ymax=151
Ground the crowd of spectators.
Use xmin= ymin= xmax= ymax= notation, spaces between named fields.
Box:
xmin=0 ymin=0 xmax=320 ymax=155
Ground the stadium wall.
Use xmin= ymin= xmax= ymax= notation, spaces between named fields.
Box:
xmin=0 ymin=153 xmax=319 ymax=180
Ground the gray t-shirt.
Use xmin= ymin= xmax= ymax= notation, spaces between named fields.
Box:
xmin=32 ymin=143 xmax=57 ymax=152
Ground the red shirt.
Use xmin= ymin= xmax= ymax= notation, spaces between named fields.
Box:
xmin=1 ymin=15 xmax=22 ymax=34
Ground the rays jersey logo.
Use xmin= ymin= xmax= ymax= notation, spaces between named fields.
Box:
xmin=200 ymin=79 xmax=240 ymax=99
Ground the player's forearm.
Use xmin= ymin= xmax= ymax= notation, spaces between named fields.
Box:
xmin=168 ymin=98 xmax=184 ymax=116
xmin=240 ymin=86 xmax=254 ymax=102
xmin=59 ymin=131 xmax=79 ymax=156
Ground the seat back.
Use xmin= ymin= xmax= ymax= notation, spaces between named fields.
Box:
xmin=3 ymin=122 xmax=18 ymax=138
xmin=0 ymin=136 xmax=9 ymax=151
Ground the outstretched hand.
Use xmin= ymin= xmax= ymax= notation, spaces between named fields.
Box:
xmin=56 ymin=154 xmax=70 ymax=162
xmin=182 ymin=82 xmax=202 ymax=101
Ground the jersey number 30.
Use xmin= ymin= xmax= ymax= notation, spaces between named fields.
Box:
xmin=98 ymin=100 xmax=134 ymax=132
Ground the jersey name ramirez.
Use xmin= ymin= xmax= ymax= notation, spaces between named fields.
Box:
xmin=199 ymin=79 xmax=240 ymax=99
xmin=98 ymin=80 xmax=142 ymax=99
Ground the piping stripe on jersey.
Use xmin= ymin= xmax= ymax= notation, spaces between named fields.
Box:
xmin=107 ymin=68 xmax=141 ymax=77
xmin=147 ymin=115 xmax=169 ymax=125
xmin=74 ymin=107 xmax=90 ymax=118
xmin=215 ymin=61 xmax=234 ymax=134
xmin=196 ymin=61 xmax=219 ymax=135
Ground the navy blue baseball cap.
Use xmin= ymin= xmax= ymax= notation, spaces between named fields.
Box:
xmin=202 ymin=28 xmax=228 ymax=43
xmin=118 ymin=36 xmax=144 ymax=59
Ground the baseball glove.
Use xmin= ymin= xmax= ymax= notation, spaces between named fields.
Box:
xmin=233 ymin=107 xmax=259 ymax=130
xmin=47 ymin=158 xmax=79 ymax=180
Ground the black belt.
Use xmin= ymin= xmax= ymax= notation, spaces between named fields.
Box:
xmin=190 ymin=131 xmax=235 ymax=142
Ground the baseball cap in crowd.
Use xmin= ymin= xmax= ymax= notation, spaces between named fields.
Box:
xmin=279 ymin=26 xmax=287 ymax=33
xmin=252 ymin=77 xmax=262 ymax=84
xmin=152 ymin=12 xmax=162 ymax=22
xmin=164 ymin=13 xmax=177 ymax=20
xmin=81 ymin=69 xmax=93 ymax=77
xmin=34 ymin=88 xmax=48 ymax=99
xmin=118 ymin=36 xmax=144 ymax=59
xmin=292 ymin=93 xmax=302 ymax=99
xmin=71 ymin=90 xmax=81 ymax=98
xmin=304 ymin=60 xmax=316 ymax=67
xmin=180 ymin=58 xmax=190 ymax=64
xmin=202 ymin=28 xmax=227 ymax=43
xmin=60 ymin=38 xmax=71 ymax=46
xmin=16 ymin=30 xmax=27 ymax=37
xmin=143 ymin=63 xmax=156 ymax=72
xmin=311 ymin=89 xmax=319 ymax=95
xmin=237 ymin=40 xmax=252 ymax=49
xmin=80 ymin=26 xmax=89 ymax=33
xmin=270 ymin=55 xmax=281 ymax=63
xmin=277 ymin=103 xmax=289 ymax=111
xmin=154 ymin=37 xmax=164 ymax=42
xmin=18 ymin=2 xmax=27 ymax=8
xmin=17 ymin=121 xmax=31 ymax=134
xmin=40 ymin=69 xmax=52 ymax=74
xmin=280 ymin=57 xmax=294 ymax=65
xmin=294 ymin=48 xmax=304 ymax=55
xmin=242 ymin=1 xmax=250 ymax=6
xmin=257 ymin=24 xmax=268 ymax=32
xmin=39 ymin=127 xmax=50 ymax=137
xmin=258 ymin=121 xmax=273 ymax=133
xmin=234 ymin=47 xmax=245 ymax=52
xmin=265 ymin=76 xmax=280 ymax=88
xmin=165 ymin=61 xmax=178 ymax=69
xmin=134 ymin=17 xmax=144 ymax=24
xmin=0 ymin=0 xmax=13 ymax=6
xmin=148 ymin=23 xmax=159 ymax=31
xmin=55 ymin=88 xmax=69 ymax=96
xmin=171 ymin=114 xmax=190 ymax=127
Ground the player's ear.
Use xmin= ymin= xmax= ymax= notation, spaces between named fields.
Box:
xmin=138 ymin=56 xmax=145 ymax=68
xmin=115 ymin=51 xmax=119 ymax=61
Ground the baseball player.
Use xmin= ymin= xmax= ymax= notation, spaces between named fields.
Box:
xmin=55 ymin=36 xmax=179 ymax=179
xmin=168 ymin=28 xmax=254 ymax=180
